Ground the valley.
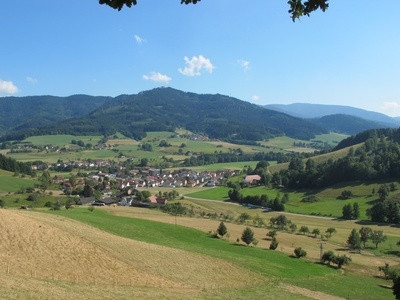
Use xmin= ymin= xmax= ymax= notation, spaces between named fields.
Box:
xmin=1 ymin=90 xmax=400 ymax=299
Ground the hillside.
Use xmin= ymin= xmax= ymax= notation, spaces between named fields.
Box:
xmin=309 ymin=114 xmax=390 ymax=135
xmin=265 ymin=103 xmax=400 ymax=128
xmin=1 ymin=88 xmax=326 ymax=143
xmin=0 ymin=95 xmax=112 ymax=135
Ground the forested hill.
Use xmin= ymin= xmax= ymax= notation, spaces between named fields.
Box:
xmin=0 ymin=88 xmax=326 ymax=143
xmin=309 ymin=114 xmax=391 ymax=135
xmin=334 ymin=127 xmax=400 ymax=151
xmin=0 ymin=95 xmax=112 ymax=135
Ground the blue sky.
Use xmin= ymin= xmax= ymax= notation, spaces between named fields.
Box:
xmin=1 ymin=1 xmax=400 ymax=116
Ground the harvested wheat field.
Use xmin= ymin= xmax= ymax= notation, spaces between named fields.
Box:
xmin=0 ymin=209 xmax=269 ymax=299
xmin=107 ymin=204 xmax=400 ymax=272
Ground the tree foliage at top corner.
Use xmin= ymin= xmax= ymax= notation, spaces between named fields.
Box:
xmin=98 ymin=0 xmax=329 ymax=21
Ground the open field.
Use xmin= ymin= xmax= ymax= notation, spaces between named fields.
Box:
xmin=0 ymin=195 xmax=398 ymax=299
xmin=23 ymin=135 xmax=104 ymax=147
xmin=5 ymin=132 xmax=340 ymax=166
xmin=0 ymin=170 xmax=37 ymax=193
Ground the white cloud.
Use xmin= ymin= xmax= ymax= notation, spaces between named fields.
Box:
xmin=134 ymin=34 xmax=146 ymax=44
xmin=26 ymin=76 xmax=38 ymax=84
xmin=238 ymin=59 xmax=250 ymax=71
xmin=142 ymin=72 xmax=172 ymax=84
xmin=251 ymin=95 xmax=260 ymax=102
xmin=381 ymin=101 xmax=400 ymax=117
xmin=0 ymin=79 xmax=18 ymax=95
xmin=178 ymin=55 xmax=215 ymax=76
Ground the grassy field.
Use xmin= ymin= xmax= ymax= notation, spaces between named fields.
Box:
xmin=0 ymin=196 xmax=398 ymax=299
xmin=0 ymin=170 xmax=37 ymax=193
xmin=23 ymin=135 xmax=104 ymax=147
xmin=52 ymin=207 xmax=397 ymax=299
xmin=5 ymin=132 xmax=346 ymax=166
xmin=185 ymin=180 xmax=400 ymax=220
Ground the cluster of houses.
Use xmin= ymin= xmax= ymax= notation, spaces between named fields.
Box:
xmin=56 ymin=167 xmax=243 ymax=207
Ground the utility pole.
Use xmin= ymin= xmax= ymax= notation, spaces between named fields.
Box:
xmin=318 ymin=242 xmax=326 ymax=260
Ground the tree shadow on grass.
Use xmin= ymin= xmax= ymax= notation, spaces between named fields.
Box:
xmin=385 ymin=250 xmax=400 ymax=257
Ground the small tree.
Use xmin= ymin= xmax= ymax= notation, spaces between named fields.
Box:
xmin=269 ymin=237 xmax=279 ymax=250
xmin=241 ymin=227 xmax=255 ymax=246
xmin=289 ymin=223 xmax=297 ymax=233
xmin=311 ymin=228 xmax=320 ymax=238
xmin=88 ymin=205 xmax=95 ymax=212
xmin=321 ymin=250 xmax=335 ymax=265
xmin=237 ymin=212 xmax=251 ymax=224
xmin=333 ymin=255 xmax=352 ymax=269
xmin=299 ymin=225 xmax=309 ymax=235
xmin=269 ymin=215 xmax=290 ymax=230
xmin=266 ymin=229 xmax=277 ymax=240
xmin=294 ymin=247 xmax=307 ymax=258
xmin=342 ymin=203 xmax=353 ymax=220
xmin=359 ymin=227 xmax=372 ymax=248
xmin=347 ymin=229 xmax=362 ymax=250
xmin=217 ymin=221 xmax=228 ymax=238
xmin=370 ymin=230 xmax=387 ymax=249
xmin=352 ymin=202 xmax=360 ymax=219
xmin=325 ymin=227 xmax=336 ymax=237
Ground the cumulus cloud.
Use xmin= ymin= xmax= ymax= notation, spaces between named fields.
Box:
xmin=134 ymin=34 xmax=146 ymax=44
xmin=238 ymin=59 xmax=250 ymax=71
xmin=0 ymin=79 xmax=18 ymax=95
xmin=251 ymin=95 xmax=260 ymax=102
xmin=178 ymin=55 xmax=215 ymax=76
xmin=142 ymin=72 xmax=171 ymax=84
xmin=381 ymin=101 xmax=400 ymax=116
xmin=26 ymin=76 xmax=38 ymax=84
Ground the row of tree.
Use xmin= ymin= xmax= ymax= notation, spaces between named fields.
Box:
xmin=0 ymin=154 xmax=34 ymax=176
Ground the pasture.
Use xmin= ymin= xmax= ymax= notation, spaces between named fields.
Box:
xmin=0 ymin=170 xmax=37 ymax=193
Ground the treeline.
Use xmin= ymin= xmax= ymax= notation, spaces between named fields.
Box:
xmin=0 ymin=154 xmax=34 ymax=175
xmin=275 ymin=130 xmax=400 ymax=189
xmin=182 ymin=151 xmax=293 ymax=167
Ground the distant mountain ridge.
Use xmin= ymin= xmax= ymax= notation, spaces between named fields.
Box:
xmin=265 ymin=103 xmax=400 ymax=127
xmin=0 ymin=95 xmax=112 ymax=135
xmin=0 ymin=88 xmax=326 ymax=142
xmin=1 ymin=89 xmax=398 ymax=143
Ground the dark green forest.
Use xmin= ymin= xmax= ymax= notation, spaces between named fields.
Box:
xmin=277 ymin=128 xmax=400 ymax=189
xmin=0 ymin=154 xmax=34 ymax=176
xmin=0 ymin=88 xmax=326 ymax=143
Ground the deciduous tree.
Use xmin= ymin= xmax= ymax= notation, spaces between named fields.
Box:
xmin=359 ymin=227 xmax=372 ymax=248
xmin=99 ymin=0 xmax=330 ymax=21
xmin=294 ymin=247 xmax=307 ymax=258
xmin=370 ymin=230 xmax=387 ymax=249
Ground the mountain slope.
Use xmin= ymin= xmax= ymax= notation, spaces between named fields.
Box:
xmin=0 ymin=95 xmax=112 ymax=135
xmin=309 ymin=114 xmax=391 ymax=135
xmin=2 ymin=88 xmax=326 ymax=142
xmin=265 ymin=103 xmax=400 ymax=126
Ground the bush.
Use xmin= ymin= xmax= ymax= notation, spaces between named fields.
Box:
xmin=294 ymin=247 xmax=307 ymax=258
xmin=269 ymin=237 xmax=279 ymax=250
xmin=301 ymin=195 xmax=319 ymax=203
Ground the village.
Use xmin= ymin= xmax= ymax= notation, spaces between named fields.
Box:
xmin=48 ymin=158 xmax=246 ymax=207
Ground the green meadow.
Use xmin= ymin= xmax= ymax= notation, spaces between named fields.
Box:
xmin=47 ymin=208 xmax=392 ymax=300
xmin=0 ymin=170 xmax=37 ymax=193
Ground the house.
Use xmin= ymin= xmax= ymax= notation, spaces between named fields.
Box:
xmin=243 ymin=175 xmax=261 ymax=184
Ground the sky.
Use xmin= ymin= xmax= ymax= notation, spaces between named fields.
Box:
xmin=1 ymin=0 xmax=400 ymax=116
